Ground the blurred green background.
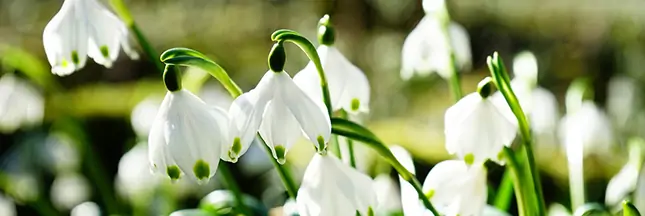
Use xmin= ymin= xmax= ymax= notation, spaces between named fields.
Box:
xmin=2 ymin=0 xmax=645 ymax=215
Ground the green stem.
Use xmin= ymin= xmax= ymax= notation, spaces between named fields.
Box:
xmin=271 ymin=30 xmax=333 ymax=116
xmin=257 ymin=135 xmax=299 ymax=198
xmin=440 ymin=20 xmax=462 ymax=101
xmin=217 ymin=163 xmax=253 ymax=216
xmin=494 ymin=169 xmax=514 ymax=211
xmin=331 ymin=134 xmax=343 ymax=160
xmin=502 ymin=147 xmax=529 ymax=216
xmin=487 ymin=52 xmax=545 ymax=215
xmin=339 ymin=110 xmax=357 ymax=168
xmin=109 ymin=0 xmax=164 ymax=73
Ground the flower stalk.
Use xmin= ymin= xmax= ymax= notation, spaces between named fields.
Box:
xmin=339 ymin=109 xmax=357 ymax=168
xmin=109 ymin=0 xmax=164 ymax=73
xmin=487 ymin=52 xmax=546 ymax=215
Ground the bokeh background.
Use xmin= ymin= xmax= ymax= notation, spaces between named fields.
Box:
xmin=1 ymin=0 xmax=645 ymax=215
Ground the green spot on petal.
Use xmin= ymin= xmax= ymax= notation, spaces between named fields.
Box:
xmin=351 ymin=98 xmax=360 ymax=111
xmin=227 ymin=138 xmax=242 ymax=162
xmin=316 ymin=135 xmax=326 ymax=154
xmin=193 ymin=159 xmax=210 ymax=180
xmin=464 ymin=153 xmax=475 ymax=165
xmin=367 ymin=207 xmax=375 ymax=216
xmin=100 ymin=45 xmax=109 ymax=58
xmin=71 ymin=51 xmax=79 ymax=65
xmin=425 ymin=189 xmax=435 ymax=199
xmin=497 ymin=150 xmax=505 ymax=162
xmin=274 ymin=145 xmax=287 ymax=164
xmin=166 ymin=165 xmax=181 ymax=180
xmin=61 ymin=60 xmax=69 ymax=68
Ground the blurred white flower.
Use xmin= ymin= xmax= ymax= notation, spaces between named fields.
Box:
xmin=372 ymin=174 xmax=402 ymax=213
xmin=547 ymin=203 xmax=571 ymax=216
xmin=423 ymin=0 xmax=447 ymax=16
xmin=116 ymin=143 xmax=160 ymax=201
xmin=422 ymin=160 xmax=488 ymax=216
xmin=50 ymin=172 xmax=91 ymax=210
xmin=43 ymin=0 xmax=138 ymax=76
xmin=296 ymin=153 xmax=377 ymax=216
xmin=605 ymin=162 xmax=638 ymax=207
xmin=607 ymin=76 xmax=641 ymax=133
xmin=390 ymin=145 xmax=425 ymax=216
xmin=227 ymin=70 xmax=331 ymax=164
xmin=130 ymin=96 xmax=162 ymax=138
xmin=70 ymin=202 xmax=100 ymax=216
xmin=400 ymin=17 xmax=471 ymax=80
xmin=512 ymin=51 xmax=539 ymax=84
xmin=559 ymin=101 xmax=614 ymax=158
xmin=40 ymin=134 xmax=80 ymax=173
xmin=199 ymin=83 xmax=233 ymax=109
xmin=148 ymin=89 xmax=227 ymax=182
xmin=0 ymin=74 xmax=43 ymax=133
xmin=484 ymin=206 xmax=511 ymax=216
xmin=0 ymin=193 xmax=16 ymax=216
xmin=445 ymin=92 xmax=517 ymax=164
xmin=169 ymin=209 xmax=210 ymax=216
xmin=294 ymin=45 xmax=371 ymax=114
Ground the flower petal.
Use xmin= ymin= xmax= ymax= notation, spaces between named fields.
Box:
xmin=43 ymin=0 xmax=88 ymax=76
xmin=84 ymin=0 xmax=128 ymax=68
xmin=323 ymin=47 xmax=370 ymax=113
xmin=258 ymin=98 xmax=301 ymax=164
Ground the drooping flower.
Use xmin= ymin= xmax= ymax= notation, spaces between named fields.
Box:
xmin=444 ymin=79 xmax=517 ymax=164
xmin=559 ymin=101 xmax=614 ymax=158
xmin=422 ymin=160 xmax=488 ymax=216
xmin=390 ymin=146 xmax=425 ymax=216
xmin=223 ymin=43 xmax=331 ymax=164
xmin=148 ymin=89 xmax=228 ymax=182
xmin=43 ymin=0 xmax=139 ymax=76
xmin=607 ymin=76 xmax=642 ymax=135
xmin=131 ymin=96 xmax=162 ymax=138
xmin=605 ymin=162 xmax=639 ymax=206
xmin=50 ymin=173 xmax=91 ymax=210
xmin=71 ymin=202 xmax=100 ymax=216
xmin=400 ymin=17 xmax=471 ymax=80
xmin=296 ymin=153 xmax=377 ymax=216
xmin=0 ymin=74 xmax=44 ymax=133
xmin=292 ymin=17 xmax=370 ymax=114
xmin=373 ymin=174 xmax=402 ymax=213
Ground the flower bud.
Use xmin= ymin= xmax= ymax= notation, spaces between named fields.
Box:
xmin=268 ymin=42 xmax=286 ymax=72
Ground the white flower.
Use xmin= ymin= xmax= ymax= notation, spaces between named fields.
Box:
xmin=0 ymin=193 xmax=16 ymax=216
xmin=148 ymin=89 xmax=228 ymax=182
xmin=444 ymin=93 xmax=517 ymax=164
xmin=605 ymin=162 xmax=638 ymax=206
xmin=43 ymin=0 xmax=139 ymax=76
xmin=559 ymin=101 xmax=614 ymax=158
xmin=131 ymin=96 xmax=162 ymax=138
xmin=390 ymin=145 xmax=426 ymax=216
xmin=373 ymin=174 xmax=402 ymax=213
xmin=0 ymin=74 xmax=44 ymax=133
xmin=40 ymin=134 xmax=80 ymax=173
xmin=484 ymin=206 xmax=511 ymax=216
xmin=293 ymin=45 xmax=370 ymax=114
xmin=512 ymin=51 xmax=539 ymax=84
xmin=224 ymin=70 xmax=331 ymax=164
xmin=116 ymin=143 xmax=160 ymax=201
xmin=50 ymin=173 xmax=91 ymax=210
xmin=71 ymin=202 xmax=100 ymax=216
xmin=547 ymin=203 xmax=571 ymax=216
xmin=422 ymin=160 xmax=488 ymax=216
xmin=296 ymin=153 xmax=377 ymax=216
xmin=401 ymin=17 xmax=471 ymax=80
xmin=607 ymin=76 xmax=641 ymax=133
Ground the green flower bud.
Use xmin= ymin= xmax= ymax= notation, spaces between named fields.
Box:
xmin=268 ymin=42 xmax=286 ymax=72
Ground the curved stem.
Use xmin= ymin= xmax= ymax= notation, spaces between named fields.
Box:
xmin=217 ymin=163 xmax=253 ymax=216
xmin=272 ymin=30 xmax=333 ymax=116
xmin=487 ymin=52 xmax=546 ymax=215
xmin=109 ymin=0 xmax=164 ymax=73
xmin=339 ymin=110 xmax=357 ymax=168
xmin=502 ymin=147 xmax=529 ymax=216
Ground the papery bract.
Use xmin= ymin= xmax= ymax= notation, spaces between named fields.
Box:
xmin=224 ymin=71 xmax=331 ymax=164
xmin=43 ymin=0 xmax=138 ymax=75
xmin=422 ymin=160 xmax=487 ymax=216
xmin=293 ymin=46 xmax=370 ymax=114
xmin=148 ymin=89 xmax=227 ymax=182
xmin=296 ymin=154 xmax=377 ymax=216
xmin=0 ymin=74 xmax=44 ymax=133
xmin=444 ymin=93 xmax=517 ymax=164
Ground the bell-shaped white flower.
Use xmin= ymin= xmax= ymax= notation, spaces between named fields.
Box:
xmin=148 ymin=89 xmax=228 ymax=182
xmin=373 ymin=174 xmax=402 ymax=213
xmin=131 ymin=96 xmax=162 ymax=138
xmin=548 ymin=203 xmax=571 ymax=216
xmin=71 ymin=202 xmax=100 ymax=216
xmin=512 ymin=51 xmax=539 ymax=84
xmin=607 ymin=76 xmax=641 ymax=134
xmin=43 ymin=0 xmax=139 ymax=76
xmin=40 ymin=134 xmax=81 ymax=173
xmin=423 ymin=160 xmax=488 ymax=216
xmin=605 ymin=162 xmax=639 ymax=206
xmin=50 ymin=172 xmax=91 ymax=210
xmin=401 ymin=17 xmax=472 ymax=80
xmin=390 ymin=145 xmax=426 ymax=216
xmin=444 ymin=88 xmax=517 ymax=164
xmin=116 ymin=143 xmax=160 ymax=201
xmin=296 ymin=153 xmax=377 ymax=216
xmin=293 ymin=45 xmax=370 ymax=114
xmin=0 ymin=193 xmax=16 ymax=216
xmin=0 ymin=74 xmax=44 ymax=133
xmin=559 ymin=101 xmax=614 ymax=158
xmin=225 ymin=70 xmax=331 ymax=164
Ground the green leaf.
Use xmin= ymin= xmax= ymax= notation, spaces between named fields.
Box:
xmin=623 ymin=200 xmax=641 ymax=216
